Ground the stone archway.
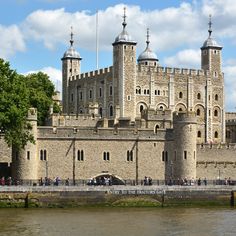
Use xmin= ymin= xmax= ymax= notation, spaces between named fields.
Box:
xmin=89 ymin=173 xmax=125 ymax=185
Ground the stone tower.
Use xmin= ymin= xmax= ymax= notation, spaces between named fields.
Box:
xmin=201 ymin=15 xmax=225 ymax=143
xmin=112 ymin=8 xmax=137 ymax=121
xmin=201 ymin=15 xmax=223 ymax=75
xmin=172 ymin=112 xmax=197 ymax=180
xmin=12 ymin=108 xmax=38 ymax=182
xmin=61 ymin=27 xmax=82 ymax=114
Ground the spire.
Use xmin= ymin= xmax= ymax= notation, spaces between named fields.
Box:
xmin=208 ymin=14 xmax=212 ymax=37
xmin=70 ymin=26 xmax=74 ymax=47
xmin=146 ymin=28 xmax=150 ymax=48
xmin=122 ymin=7 xmax=127 ymax=29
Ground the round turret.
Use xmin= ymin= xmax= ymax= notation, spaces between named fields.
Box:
xmin=138 ymin=28 xmax=158 ymax=66
xmin=172 ymin=111 xmax=197 ymax=181
xmin=12 ymin=108 xmax=38 ymax=183
xmin=62 ymin=28 xmax=82 ymax=60
xmin=113 ymin=7 xmax=136 ymax=45
xmin=201 ymin=15 xmax=222 ymax=50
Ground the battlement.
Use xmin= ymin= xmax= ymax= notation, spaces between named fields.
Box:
xmin=69 ymin=66 xmax=113 ymax=81
xmin=173 ymin=111 xmax=197 ymax=123
xmin=197 ymin=143 xmax=236 ymax=150
xmin=138 ymin=64 xmax=207 ymax=76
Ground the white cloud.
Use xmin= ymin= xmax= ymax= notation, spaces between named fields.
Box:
xmin=24 ymin=67 xmax=62 ymax=94
xmin=20 ymin=3 xmax=203 ymax=53
xmin=0 ymin=24 xmax=26 ymax=59
xmin=223 ymin=63 xmax=236 ymax=111
xmin=163 ymin=49 xmax=201 ymax=69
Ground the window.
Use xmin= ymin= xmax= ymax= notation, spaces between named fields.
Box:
xmin=197 ymin=93 xmax=201 ymax=99
xmin=197 ymin=109 xmax=200 ymax=116
xmin=162 ymin=151 xmax=168 ymax=162
xmin=197 ymin=131 xmax=201 ymax=138
xmin=184 ymin=151 xmax=187 ymax=160
xmin=179 ymin=108 xmax=183 ymax=111
xmin=158 ymin=90 xmax=160 ymax=95
xmin=109 ymin=86 xmax=113 ymax=96
xmin=144 ymin=89 xmax=146 ymax=95
xmin=127 ymin=150 xmax=133 ymax=162
xmin=71 ymin=94 xmax=74 ymax=102
xmin=89 ymin=90 xmax=92 ymax=99
xmin=103 ymin=152 xmax=110 ymax=161
xmin=77 ymin=150 xmax=84 ymax=161
xmin=209 ymin=110 xmax=211 ymax=116
xmin=215 ymin=94 xmax=218 ymax=101
xmin=140 ymin=105 xmax=144 ymax=113
xmin=155 ymin=90 xmax=157 ymax=95
xmin=162 ymin=151 xmax=165 ymax=162
xmin=179 ymin=92 xmax=183 ymax=98
xmin=27 ymin=151 xmax=30 ymax=160
xmin=80 ymin=92 xmax=83 ymax=100
xmin=40 ymin=150 xmax=47 ymax=161
xmin=147 ymin=90 xmax=149 ymax=95
xmin=160 ymin=106 xmax=163 ymax=111
xmin=127 ymin=95 xmax=131 ymax=101
xmin=99 ymin=87 xmax=102 ymax=97
xmin=99 ymin=107 xmax=102 ymax=117
xmin=155 ymin=125 xmax=160 ymax=133
xmin=226 ymin=131 xmax=231 ymax=138
xmin=109 ymin=105 xmax=113 ymax=117
xmin=214 ymin=110 xmax=218 ymax=117
xmin=215 ymin=131 xmax=218 ymax=138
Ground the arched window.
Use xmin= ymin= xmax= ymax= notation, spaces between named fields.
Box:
xmin=99 ymin=107 xmax=102 ymax=117
xmin=147 ymin=89 xmax=149 ymax=94
xmin=109 ymin=105 xmax=113 ymax=117
xmin=197 ymin=131 xmax=201 ymax=138
xmin=144 ymin=89 xmax=146 ymax=95
xmin=155 ymin=125 xmax=160 ymax=133
xmin=155 ymin=90 xmax=157 ymax=95
xmin=158 ymin=90 xmax=160 ymax=95
xmin=214 ymin=110 xmax=218 ymax=117
xmin=160 ymin=106 xmax=163 ymax=111
xmin=140 ymin=105 xmax=144 ymax=113
xmin=179 ymin=108 xmax=182 ymax=111
xmin=179 ymin=92 xmax=183 ymax=98
xmin=214 ymin=131 xmax=218 ymax=138
xmin=197 ymin=93 xmax=201 ymax=99
xmin=215 ymin=94 xmax=218 ymax=101
xmin=197 ymin=109 xmax=200 ymax=116
xmin=139 ymin=88 xmax=141 ymax=94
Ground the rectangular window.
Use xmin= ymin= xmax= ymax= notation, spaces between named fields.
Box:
xmin=27 ymin=151 xmax=30 ymax=160
xmin=103 ymin=152 xmax=110 ymax=161
xmin=80 ymin=92 xmax=83 ymax=100
xmin=71 ymin=93 xmax=73 ymax=102
xmin=162 ymin=151 xmax=165 ymax=162
xmin=184 ymin=151 xmax=187 ymax=160
xmin=89 ymin=90 xmax=92 ymax=99
xmin=99 ymin=88 xmax=102 ymax=97
xmin=77 ymin=150 xmax=84 ymax=161
xmin=127 ymin=95 xmax=131 ymax=101
xmin=109 ymin=86 xmax=113 ymax=96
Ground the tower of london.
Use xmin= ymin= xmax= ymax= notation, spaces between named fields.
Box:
xmin=1 ymin=9 xmax=235 ymax=184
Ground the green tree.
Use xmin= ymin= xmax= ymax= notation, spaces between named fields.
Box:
xmin=25 ymin=72 xmax=55 ymax=125
xmin=0 ymin=59 xmax=33 ymax=149
xmin=0 ymin=59 xmax=57 ymax=149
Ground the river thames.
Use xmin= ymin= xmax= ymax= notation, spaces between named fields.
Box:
xmin=0 ymin=207 xmax=235 ymax=236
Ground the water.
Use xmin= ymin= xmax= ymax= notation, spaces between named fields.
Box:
xmin=0 ymin=208 xmax=235 ymax=236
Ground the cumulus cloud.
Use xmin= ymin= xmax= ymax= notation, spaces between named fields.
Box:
xmin=223 ymin=63 xmax=236 ymax=111
xmin=20 ymin=3 xmax=203 ymax=52
xmin=0 ymin=24 xmax=26 ymax=59
xmin=163 ymin=49 xmax=201 ymax=69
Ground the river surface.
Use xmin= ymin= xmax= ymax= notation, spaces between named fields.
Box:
xmin=0 ymin=208 xmax=235 ymax=236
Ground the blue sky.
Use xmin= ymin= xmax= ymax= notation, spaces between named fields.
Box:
xmin=1 ymin=0 xmax=236 ymax=111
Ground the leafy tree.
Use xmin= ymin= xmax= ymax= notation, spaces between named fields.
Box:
xmin=0 ymin=59 xmax=33 ymax=149
xmin=0 ymin=59 xmax=57 ymax=149
xmin=25 ymin=72 xmax=55 ymax=125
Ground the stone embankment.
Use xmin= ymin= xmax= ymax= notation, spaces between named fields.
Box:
xmin=0 ymin=185 xmax=235 ymax=208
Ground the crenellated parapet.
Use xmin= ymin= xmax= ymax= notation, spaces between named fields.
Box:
xmin=69 ymin=66 xmax=113 ymax=81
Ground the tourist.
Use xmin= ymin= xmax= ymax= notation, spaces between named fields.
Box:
xmin=197 ymin=178 xmax=201 ymax=186
xmin=203 ymin=177 xmax=207 ymax=186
